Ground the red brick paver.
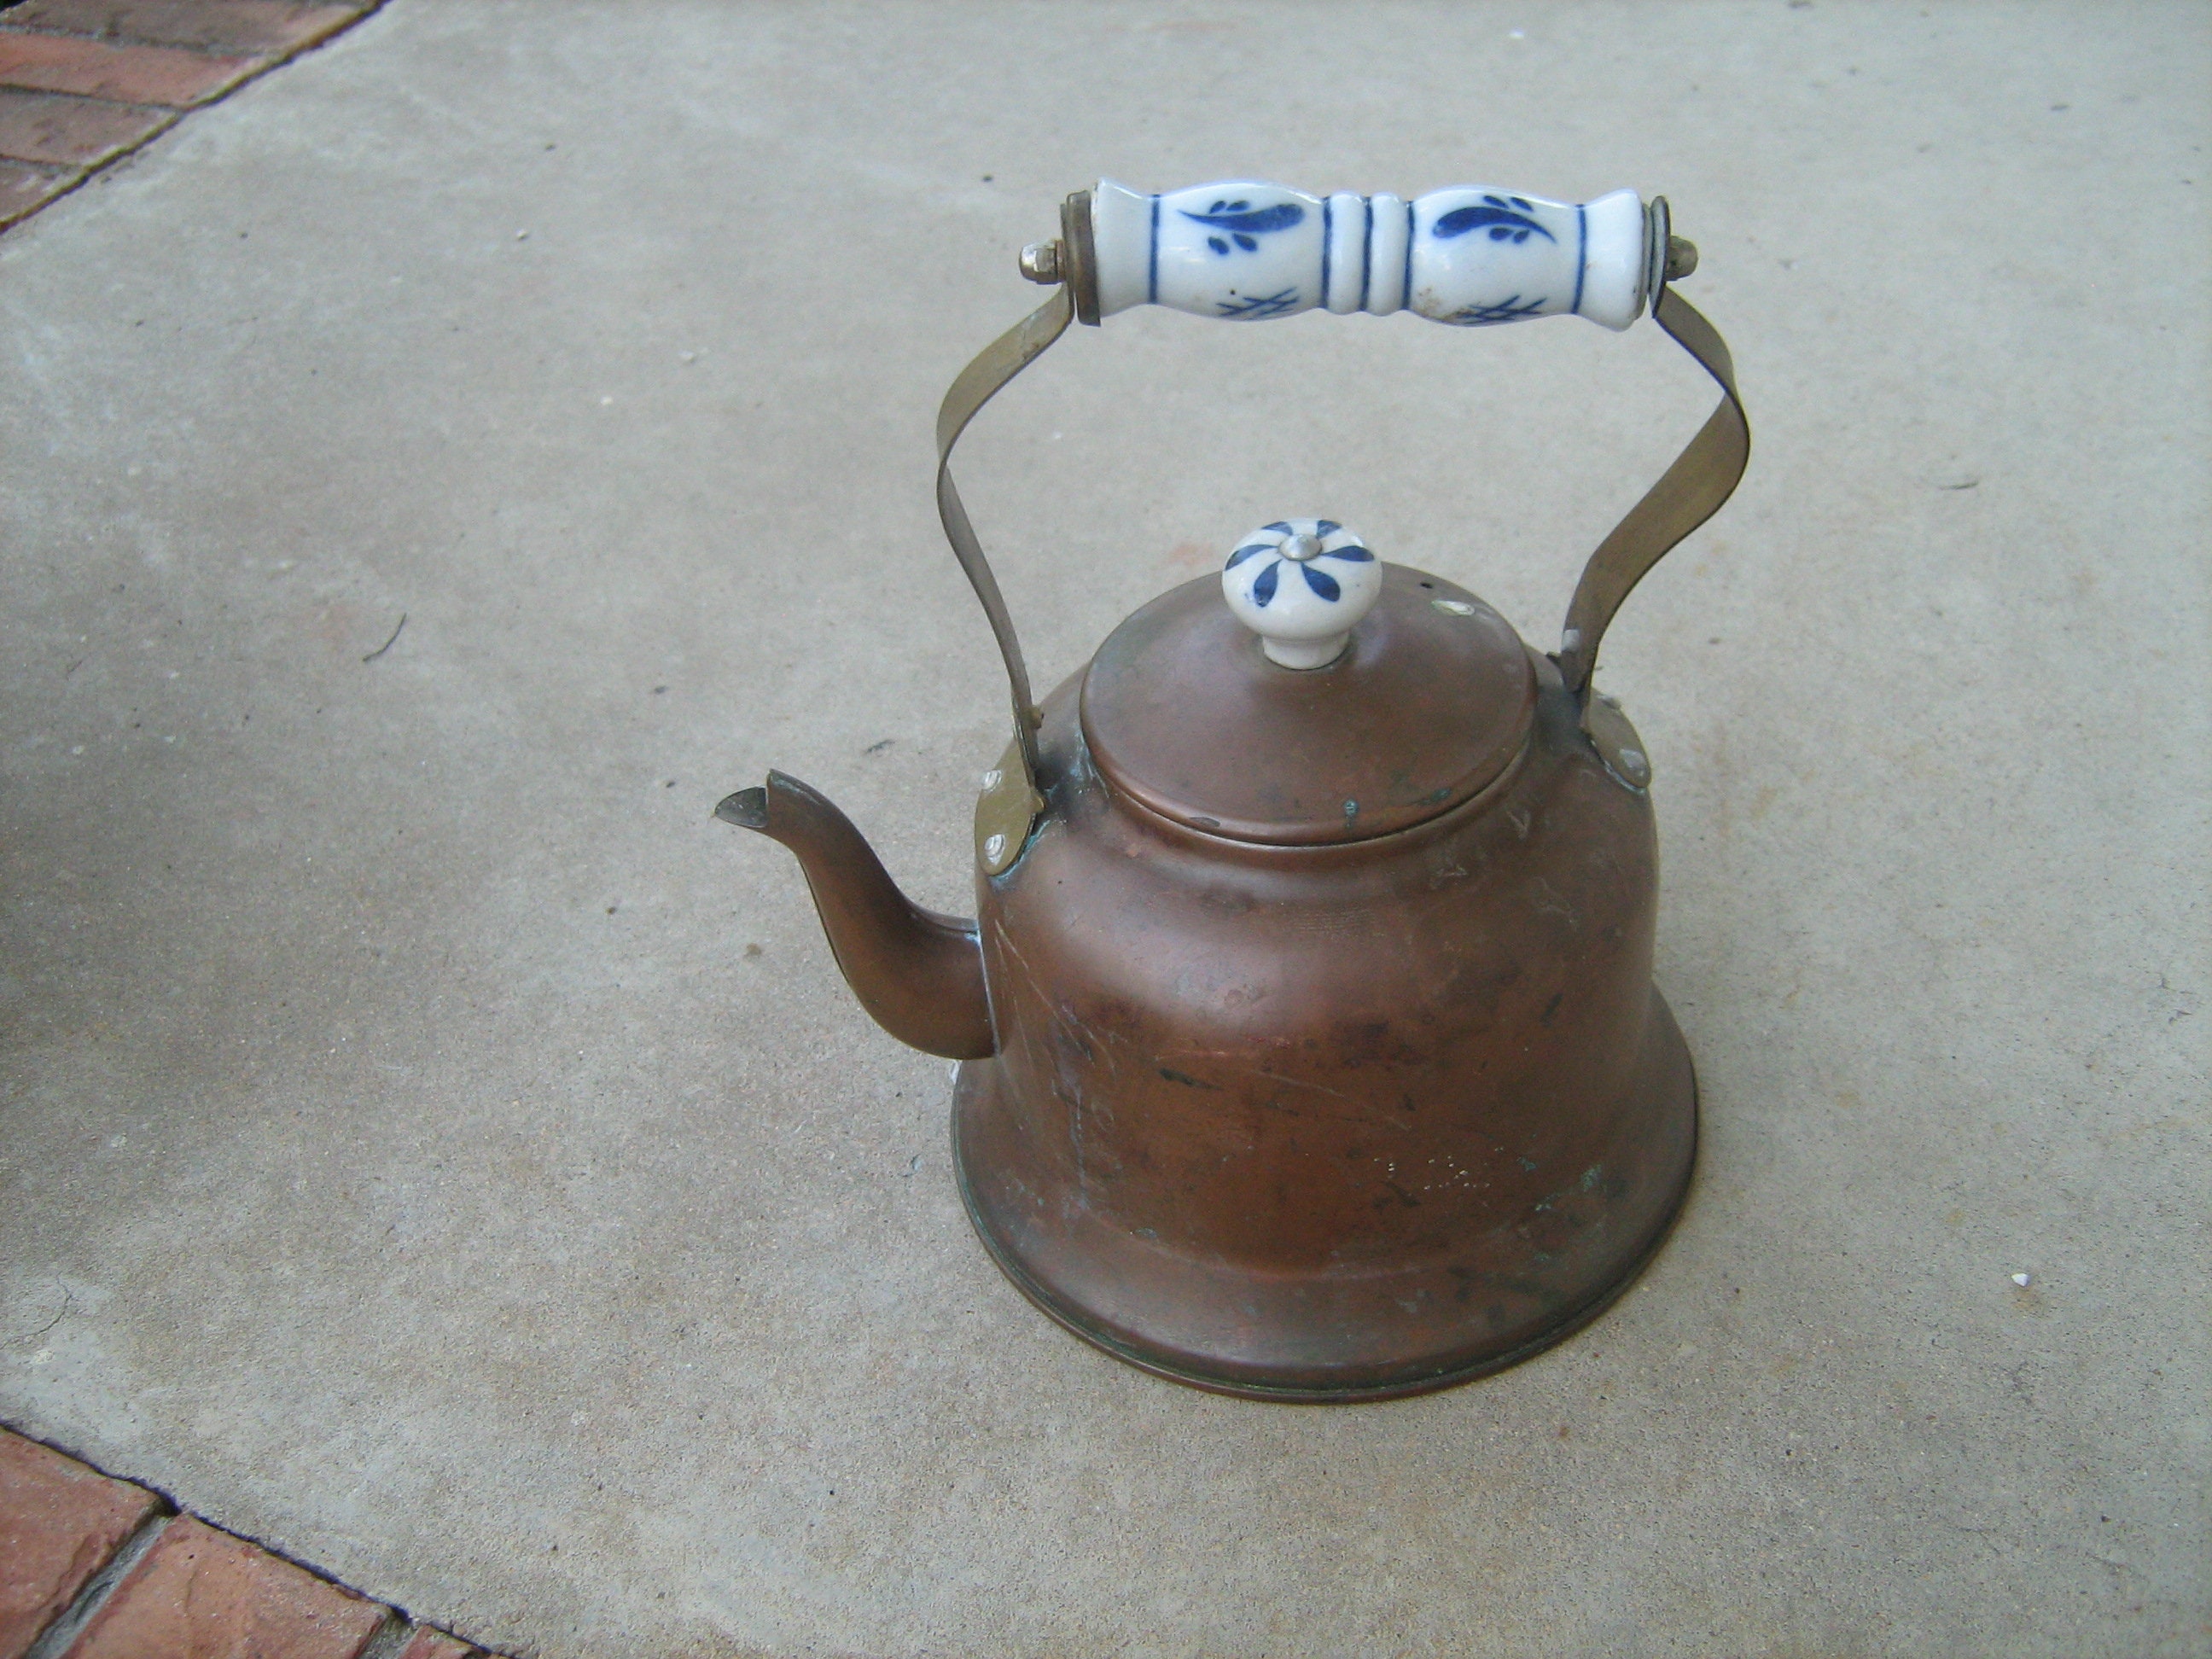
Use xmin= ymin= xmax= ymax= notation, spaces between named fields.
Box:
xmin=0 ymin=85 xmax=172 ymax=166
xmin=63 ymin=1514 xmax=386 ymax=1659
xmin=0 ymin=1428 xmax=498 ymax=1658
xmin=0 ymin=154 xmax=76 ymax=222
xmin=0 ymin=1433 xmax=161 ymax=1659
xmin=0 ymin=29 xmax=253 ymax=107
xmin=394 ymin=1629 xmax=478 ymax=1659
xmin=7 ymin=1 xmax=363 ymax=56
xmin=0 ymin=0 xmax=378 ymax=230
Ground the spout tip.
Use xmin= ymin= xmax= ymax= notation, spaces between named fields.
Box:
xmin=714 ymin=787 xmax=771 ymax=830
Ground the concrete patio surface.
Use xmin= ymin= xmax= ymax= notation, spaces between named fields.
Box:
xmin=1 ymin=3 xmax=2206 ymax=1655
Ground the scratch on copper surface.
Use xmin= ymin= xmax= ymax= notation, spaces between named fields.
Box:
xmin=1254 ymin=1068 xmax=1365 ymax=1105
xmin=1530 ymin=877 xmax=1577 ymax=924
xmin=1245 ymin=1068 xmax=1421 ymax=1133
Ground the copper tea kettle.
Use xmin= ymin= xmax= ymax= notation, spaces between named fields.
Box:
xmin=719 ymin=179 xmax=1748 ymax=1400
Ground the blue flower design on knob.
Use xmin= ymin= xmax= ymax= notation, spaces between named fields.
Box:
xmin=1222 ymin=519 xmax=1382 ymax=670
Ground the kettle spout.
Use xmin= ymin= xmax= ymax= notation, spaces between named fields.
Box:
xmin=717 ymin=771 xmax=995 ymax=1060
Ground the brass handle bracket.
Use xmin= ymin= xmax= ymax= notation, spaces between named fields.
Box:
xmin=932 ymin=195 xmax=1097 ymax=871
xmin=1555 ymin=235 xmax=1749 ymax=708
xmin=934 ymin=271 xmax=1076 ymax=795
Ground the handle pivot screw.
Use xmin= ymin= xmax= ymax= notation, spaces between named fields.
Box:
xmin=1019 ymin=241 xmax=1064 ymax=284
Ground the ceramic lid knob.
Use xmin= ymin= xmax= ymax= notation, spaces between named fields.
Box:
xmin=1221 ymin=519 xmax=1382 ymax=669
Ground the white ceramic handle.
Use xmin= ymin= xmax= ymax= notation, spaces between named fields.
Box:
xmin=1087 ymin=179 xmax=1656 ymax=332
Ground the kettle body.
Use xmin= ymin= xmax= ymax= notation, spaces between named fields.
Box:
xmin=955 ymin=568 xmax=1692 ymax=1400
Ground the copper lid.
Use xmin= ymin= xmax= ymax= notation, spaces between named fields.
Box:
xmin=1080 ymin=563 xmax=1535 ymax=846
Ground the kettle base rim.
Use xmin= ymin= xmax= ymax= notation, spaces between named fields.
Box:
xmin=951 ymin=992 xmax=1698 ymax=1404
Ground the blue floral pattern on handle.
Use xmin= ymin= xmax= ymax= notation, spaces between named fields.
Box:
xmin=1215 ymin=288 xmax=1302 ymax=319
xmin=1431 ymin=194 xmax=1557 ymax=244
xmin=1444 ymin=294 xmax=1549 ymax=326
xmin=1182 ymin=198 xmax=1307 ymax=255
